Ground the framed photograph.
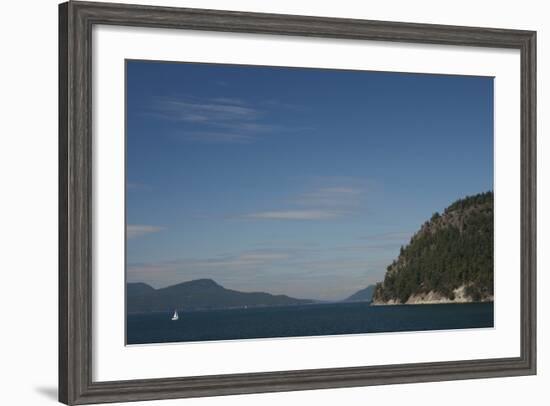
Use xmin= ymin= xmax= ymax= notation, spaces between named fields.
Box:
xmin=59 ymin=1 xmax=536 ymax=404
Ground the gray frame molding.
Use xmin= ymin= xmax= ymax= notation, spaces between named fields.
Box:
xmin=59 ymin=1 xmax=536 ymax=404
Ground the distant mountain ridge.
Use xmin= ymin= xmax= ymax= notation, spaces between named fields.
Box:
xmin=127 ymin=279 xmax=313 ymax=313
xmin=345 ymin=285 xmax=376 ymax=302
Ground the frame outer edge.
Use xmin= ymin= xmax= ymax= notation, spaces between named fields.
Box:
xmin=75 ymin=0 xmax=94 ymax=403
xmin=523 ymin=30 xmax=537 ymax=375
xmin=75 ymin=0 xmax=530 ymax=49
xmin=61 ymin=1 xmax=94 ymax=404
xmin=530 ymin=31 xmax=537 ymax=375
xmin=59 ymin=2 xmax=71 ymax=404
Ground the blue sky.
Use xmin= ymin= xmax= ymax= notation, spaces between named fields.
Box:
xmin=126 ymin=60 xmax=493 ymax=301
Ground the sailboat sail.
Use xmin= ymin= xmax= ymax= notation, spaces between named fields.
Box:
xmin=171 ymin=310 xmax=179 ymax=321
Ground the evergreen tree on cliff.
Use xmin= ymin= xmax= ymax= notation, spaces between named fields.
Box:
xmin=372 ymin=191 xmax=493 ymax=305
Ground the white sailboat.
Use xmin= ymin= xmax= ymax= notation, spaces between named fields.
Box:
xmin=171 ymin=310 xmax=179 ymax=321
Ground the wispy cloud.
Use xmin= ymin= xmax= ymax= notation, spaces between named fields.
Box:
xmin=295 ymin=186 xmax=363 ymax=208
xmin=358 ymin=231 xmax=413 ymax=242
xmin=127 ymin=224 xmax=165 ymax=239
xmin=127 ymin=249 xmax=295 ymax=285
xmin=237 ymin=178 xmax=366 ymax=221
xmin=242 ymin=209 xmax=340 ymax=220
xmin=175 ymin=131 xmax=256 ymax=144
xmin=157 ymin=98 xmax=259 ymax=123
xmin=209 ymin=97 xmax=246 ymax=105
xmin=149 ymin=96 xmax=279 ymax=144
xmin=192 ymin=251 xmax=291 ymax=268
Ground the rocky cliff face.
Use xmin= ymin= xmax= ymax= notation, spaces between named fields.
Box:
xmin=372 ymin=192 xmax=494 ymax=305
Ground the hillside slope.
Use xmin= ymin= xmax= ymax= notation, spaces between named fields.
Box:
xmin=372 ymin=191 xmax=494 ymax=305
xmin=127 ymin=279 xmax=313 ymax=312
xmin=345 ymin=285 xmax=376 ymax=302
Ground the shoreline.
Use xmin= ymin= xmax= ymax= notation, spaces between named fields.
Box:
xmin=371 ymin=285 xmax=493 ymax=306
xmin=127 ymin=300 xmax=494 ymax=314
xmin=371 ymin=298 xmax=494 ymax=306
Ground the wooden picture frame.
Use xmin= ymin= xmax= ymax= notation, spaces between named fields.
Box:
xmin=59 ymin=1 xmax=536 ymax=404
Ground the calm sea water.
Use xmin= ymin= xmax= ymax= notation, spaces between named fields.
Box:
xmin=126 ymin=302 xmax=493 ymax=345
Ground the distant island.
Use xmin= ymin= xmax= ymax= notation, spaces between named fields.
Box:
xmin=370 ymin=191 xmax=494 ymax=305
xmin=127 ymin=278 xmax=313 ymax=313
xmin=345 ymin=285 xmax=376 ymax=302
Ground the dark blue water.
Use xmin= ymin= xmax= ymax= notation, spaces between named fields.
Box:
xmin=126 ymin=302 xmax=493 ymax=345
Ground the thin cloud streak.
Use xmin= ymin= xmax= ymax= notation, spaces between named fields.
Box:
xmin=157 ymin=98 xmax=260 ymax=123
xmin=237 ymin=180 xmax=366 ymax=221
xmin=295 ymin=186 xmax=363 ymax=208
xmin=242 ymin=209 xmax=341 ymax=220
xmin=127 ymin=225 xmax=165 ymax=239
xmin=149 ymin=96 xmax=283 ymax=144
xmin=209 ymin=97 xmax=246 ymax=105
xmin=358 ymin=231 xmax=414 ymax=241
xmin=176 ymin=131 xmax=256 ymax=144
